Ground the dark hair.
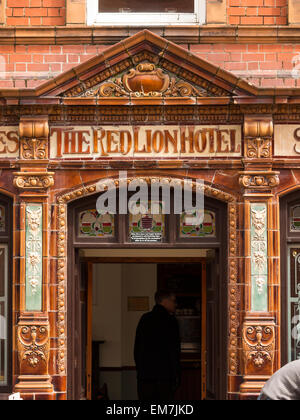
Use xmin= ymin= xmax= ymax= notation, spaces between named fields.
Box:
xmin=155 ymin=290 xmax=175 ymax=304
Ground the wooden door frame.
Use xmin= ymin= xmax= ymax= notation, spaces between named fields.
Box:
xmin=67 ymin=195 xmax=228 ymax=400
xmin=71 ymin=255 xmax=224 ymax=400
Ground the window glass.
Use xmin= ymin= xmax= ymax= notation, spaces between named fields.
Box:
xmin=99 ymin=0 xmax=194 ymax=13
xmin=180 ymin=210 xmax=216 ymax=238
xmin=0 ymin=245 xmax=7 ymax=386
xmin=129 ymin=201 xmax=166 ymax=243
xmin=0 ymin=205 xmax=5 ymax=232
xmin=290 ymin=205 xmax=300 ymax=232
xmin=78 ymin=209 xmax=114 ymax=238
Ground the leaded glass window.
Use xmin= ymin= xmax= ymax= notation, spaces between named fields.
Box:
xmin=129 ymin=202 xmax=165 ymax=243
xmin=0 ymin=245 xmax=7 ymax=386
xmin=79 ymin=209 xmax=114 ymax=238
xmin=180 ymin=210 xmax=216 ymax=238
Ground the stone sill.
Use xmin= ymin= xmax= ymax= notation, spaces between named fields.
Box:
xmin=1 ymin=25 xmax=300 ymax=45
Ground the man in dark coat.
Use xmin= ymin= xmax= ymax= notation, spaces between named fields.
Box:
xmin=134 ymin=290 xmax=181 ymax=401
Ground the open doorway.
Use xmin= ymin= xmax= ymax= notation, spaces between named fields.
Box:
xmin=79 ymin=254 xmax=221 ymax=400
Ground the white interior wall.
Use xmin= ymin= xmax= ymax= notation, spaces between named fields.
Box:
xmin=92 ymin=263 xmax=157 ymax=367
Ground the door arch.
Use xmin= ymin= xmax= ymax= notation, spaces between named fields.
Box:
xmin=55 ymin=177 xmax=239 ymax=400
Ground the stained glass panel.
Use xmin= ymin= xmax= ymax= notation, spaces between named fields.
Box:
xmin=180 ymin=210 xmax=216 ymax=238
xmin=129 ymin=202 xmax=165 ymax=243
xmin=0 ymin=245 xmax=7 ymax=386
xmin=0 ymin=205 xmax=5 ymax=232
xmin=79 ymin=209 xmax=114 ymax=238
xmin=290 ymin=205 xmax=300 ymax=232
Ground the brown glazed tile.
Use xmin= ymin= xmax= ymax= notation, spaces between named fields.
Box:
xmin=35 ymin=393 xmax=56 ymax=401
xmin=228 ymin=375 xmax=243 ymax=394
xmin=52 ymin=375 xmax=67 ymax=394
xmin=50 ymin=285 xmax=57 ymax=312
xmin=21 ymin=394 xmax=34 ymax=400
xmin=49 ymin=312 xmax=57 ymax=338
xmin=56 ymin=392 xmax=67 ymax=401
xmin=50 ymin=259 xmax=58 ymax=285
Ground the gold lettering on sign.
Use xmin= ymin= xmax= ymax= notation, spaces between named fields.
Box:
xmin=49 ymin=125 xmax=242 ymax=159
xmin=294 ymin=128 xmax=300 ymax=154
xmin=0 ymin=129 xmax=19 ymax=157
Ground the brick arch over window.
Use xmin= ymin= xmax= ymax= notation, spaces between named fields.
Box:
xmin=54 ymin=177 xmax=241 ymax=379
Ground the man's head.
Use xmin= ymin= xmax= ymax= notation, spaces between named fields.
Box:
xmin=155 ymin=290 xmax=177 ymax=314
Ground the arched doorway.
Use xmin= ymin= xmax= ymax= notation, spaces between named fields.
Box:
xmin=64 ymin=179 xmax=230 ymax=400
xmin=280 ymin=189 xmax=300 ymax=364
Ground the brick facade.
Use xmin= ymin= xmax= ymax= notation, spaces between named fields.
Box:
xmin=1 ymin=0 xmax=300 ymax=402
xmin=6 ymin=0 xmax=66 ymax=26
xmin=228 ymin=0 xmax=288 ymax=25
xmin=0 ymin=42 xmax=299 ymax=89
xmin=0 ymin=0 xmax=294 ymax=27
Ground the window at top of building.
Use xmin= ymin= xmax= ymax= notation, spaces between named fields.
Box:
xmin=99 ymin=0 xmax=194 ymax=14
xmin=87 ymin=0 xmax=206 ymax=26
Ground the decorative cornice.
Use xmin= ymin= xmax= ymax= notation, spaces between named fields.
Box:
xmin=244 ymin=115 xmax=274 ymax=160
xmin=13 ymin=172 xmax=55 ymax=190
xmin=19 ymin=116 xmax=49 ymax=160
xmin=239 ymin=171 xmax=280 ymax=189
xmin=2 ymin=26 xmax=300 ymax=46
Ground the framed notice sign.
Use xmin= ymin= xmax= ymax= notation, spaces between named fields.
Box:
xmin=128 ymin=297 xmax=150 ymax=312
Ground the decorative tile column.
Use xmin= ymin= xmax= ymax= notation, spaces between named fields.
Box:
xmin=239 ymin=115 xmax=280 ymax=399
xmin=14 ymin=117 xmax=54 ymax=397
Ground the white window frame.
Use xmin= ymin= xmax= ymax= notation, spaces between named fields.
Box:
xmin=0 ymin=245 xmax=7 ymax=387
xmin=87 ymin=0 xmax=206 ymax=26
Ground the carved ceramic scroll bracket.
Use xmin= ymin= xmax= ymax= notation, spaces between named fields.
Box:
xmin=239 ymin=171 xmax=280 ymax=191
xmin=240 ymin=318 xmax=276 ymax=399
xmin=13 ymin=172 xmax=55 ymax=190
xmin=19 ymin=116 xmax=49 ymax=160
xmin=14 ymin=315 xmax=53 ymax=394
xmin=244 ymin=115 xmax=273 ymax=161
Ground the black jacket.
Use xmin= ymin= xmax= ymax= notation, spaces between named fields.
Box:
xmin=134 ymin=304 xmax=181 ymax=383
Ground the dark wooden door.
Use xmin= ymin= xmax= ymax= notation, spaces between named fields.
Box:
xmin=157 ymin=263 xmax=206 ymax=400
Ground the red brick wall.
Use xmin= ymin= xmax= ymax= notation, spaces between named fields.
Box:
xmin=6 ymin=0 xmax=66 ymax=26
xmin=3 ymin=0 xmax=290 ymax=27
xmin=0 ymin=43 xmax=298 ymax=89
xmin=228 ymin=0 xmax=288 ymax=25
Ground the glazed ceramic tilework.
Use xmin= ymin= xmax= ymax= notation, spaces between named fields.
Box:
xmin=79 ymin=209 xmax=114 ymax=237
xmin=25 ymin=204 xmax=43 ymax=312
xmin=290 ymin=204 xmax=300 ymax=232
xmin=0 ymin=206 xmax=5 ymax=232
xmin=180 ymin=210 xmax=216 ymax=238
xmin=251 ymin=203 xmax=268 ymax=312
